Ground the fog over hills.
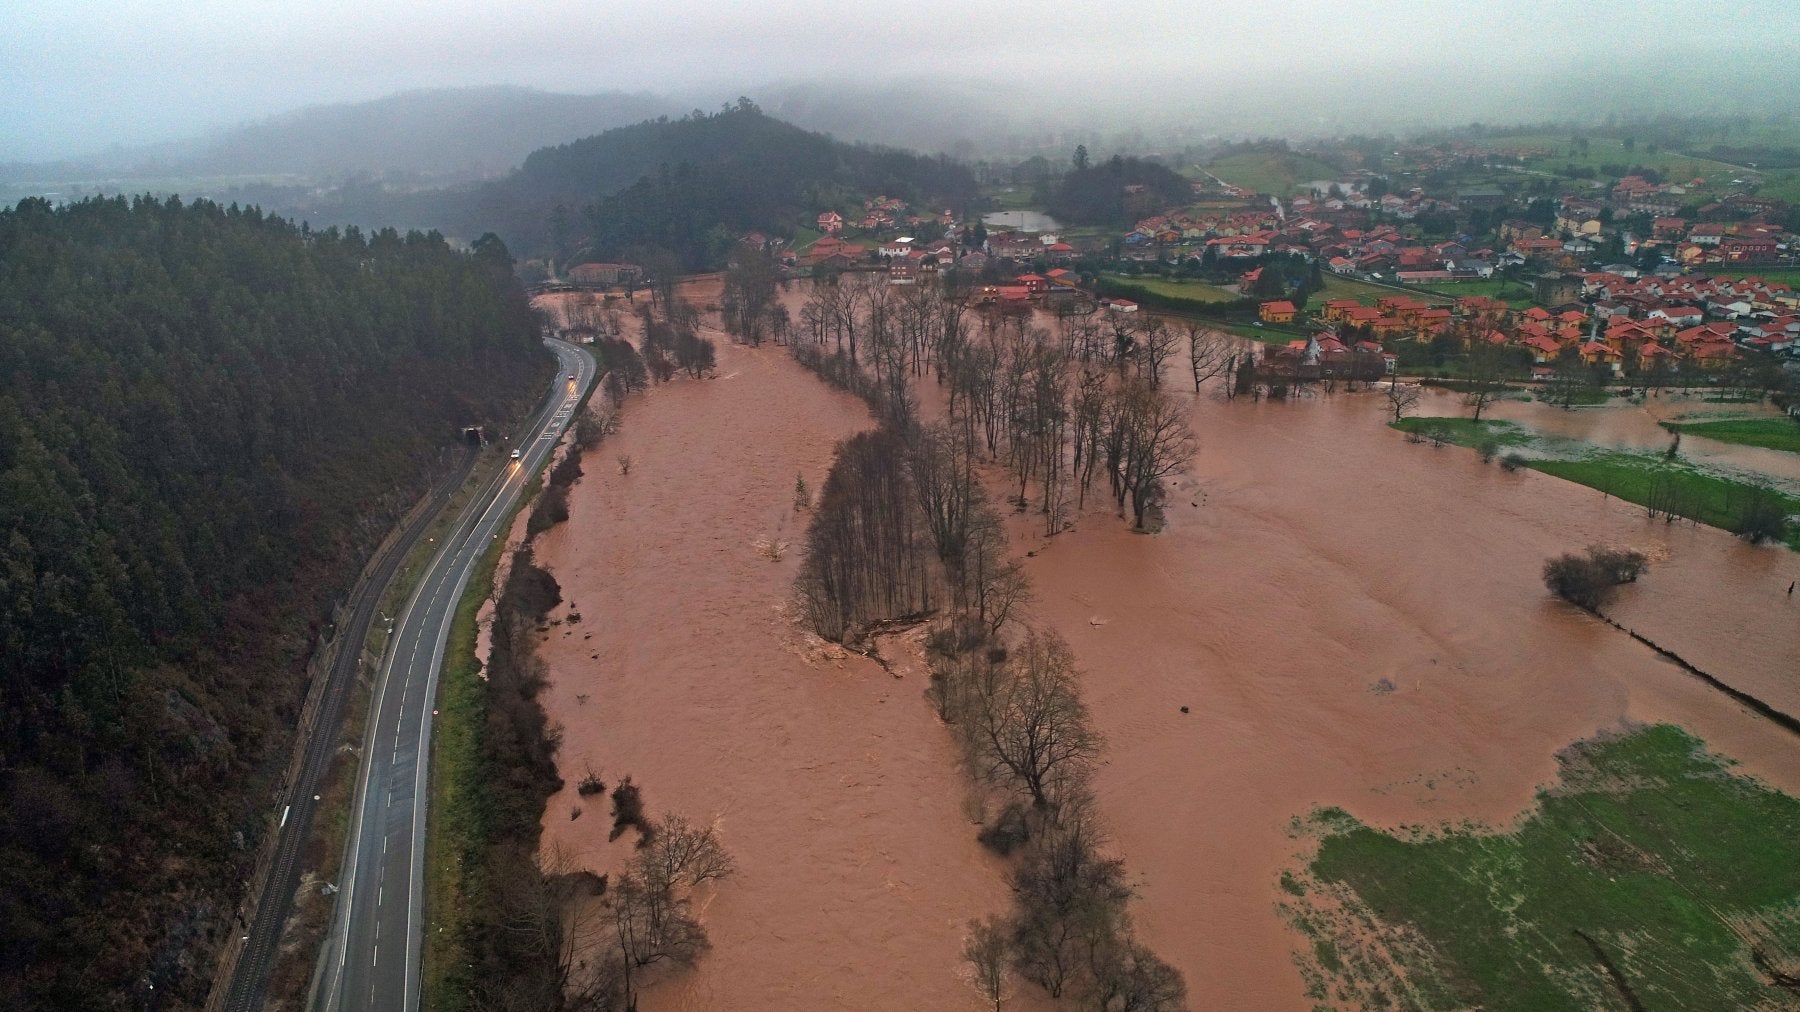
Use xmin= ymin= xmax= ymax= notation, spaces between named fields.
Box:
xmin=1 ymin=87 xmax=677 ymax=186
xmin=174 ymin=87 xmax=676 ymax=180
xmin=9 ymin=58 xmax=1799 ymax=199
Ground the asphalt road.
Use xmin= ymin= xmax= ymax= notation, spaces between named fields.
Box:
xmin=309 ymin=338 xmax=595 ymax=1012
xmin=220 ymin=440 xmax=483 ymax=1012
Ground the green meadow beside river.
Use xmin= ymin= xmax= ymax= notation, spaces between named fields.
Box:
xmin=1285 ymin=725 xmax=1800 ymax=1010
xmin=1390 ymin=415 xmax=1800 ymax=551
xmin=1660 ymin=416 xmax=1800 ymax=455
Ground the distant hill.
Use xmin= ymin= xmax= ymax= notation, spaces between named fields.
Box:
xmin=290 ymin=100 xmax=980 ymax=268
xmin=178 ymin=87 xmax=676 ymax=181
xmin=3 ymin=87 xmax=677 ymax=186
xmin=550 ymin=101 xmax=980 ymax=267
xmin=1046 ymin=155 xmax=1195 ymax=228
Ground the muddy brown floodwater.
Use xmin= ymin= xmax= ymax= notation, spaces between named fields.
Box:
xmin=531 ymin=283 xmax=1023 ymax=1010
xmin=531 ymin=286 xmax=1800 ymax=1009
xmin=1001 ymin=382 xmax=1800 ymax=1009
xmin=1465 ymin=387 xmax=1800 ymax=486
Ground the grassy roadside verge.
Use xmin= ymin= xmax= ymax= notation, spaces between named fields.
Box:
xmin=262 ymin=449 xmax=502 ymax=1009
xmin=1661 ymin=416 xmax=1800 ymax=454
xmin=1390 ymin=417 xmax=1800 ymax=550
xmin=420 ymin=515 xmax=514 ymax=1011
xmin=1282 ymin=725 xmax=1800 ymax=1009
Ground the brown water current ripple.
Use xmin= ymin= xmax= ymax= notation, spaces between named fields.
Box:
xmin=532 ymin=288 xmax=1800 ymax=1009
xmin=999 ymin=384 xmax=1800 ymax=1009
xmin=531 ymin=298 xmax=1019 ymax=1010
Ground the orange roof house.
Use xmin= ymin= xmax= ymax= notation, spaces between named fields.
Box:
xmin=1579 ymin=341 xmax=1623 ymax=372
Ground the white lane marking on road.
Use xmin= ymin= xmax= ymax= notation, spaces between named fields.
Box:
xmin=323 ymin=433 xmax=516 ymax=1012
xmin=399 ymin=344 xmax=592 ymax=1012
xmin=318 ymin=377 xmax=548 ymax=1011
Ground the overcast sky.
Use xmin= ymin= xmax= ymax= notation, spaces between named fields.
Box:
xmin=6 ymin=0 xmax=1797 ymax=161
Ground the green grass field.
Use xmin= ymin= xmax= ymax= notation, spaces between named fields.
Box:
xmin=1409 ymin=278 xmax=1539 ymax=303
xmin=984 ymin=186 xmax=1039 ymax=211
xmin=1474 ymin=133 xmax=1749 ymax=183
xmin=1317 ymin=274 xmax=1455 ymax=308
xmin=1755 ymin=170 xmax=1800 ymax=205
xmin=788 ymin=224 xmax=822 ymax=249
xmin=1103 ymin=274 xmax=1241 ymax=302
xmin=1203 ymin=151 xmax=1343 ymax=196
xmin=1390 ymin=417 xmax=1533 ymax=447
xmin=1529 ymin=452 xmax=1800 ymax=549
xmin=1704 ymin=266 xmax=1800 ymax=288
xmin=1286 ymin=725 xmax=1800 ymax=1009
xmin=1393 ymin=417 xmax=1800 ymax=549
xmin=1660 ymin=416 xmax=1800 ymax=455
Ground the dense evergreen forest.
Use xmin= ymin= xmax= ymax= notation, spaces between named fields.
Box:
xmin=556 ymin=101 xmax=978 ymax=269
xmin=250 ymin=101 xmax=979 ymax=272
xmin=1045 ymin=154 xmax=1195 ymax=228
xmin=0 ymin=195 xmax=549 ymax=1009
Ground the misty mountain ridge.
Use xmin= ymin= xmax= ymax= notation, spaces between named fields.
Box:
xmin=413 ymin=100 xmax=979 ymax=265
xmin=3 ymin=87 xmax=678 ymax=185
xmin=10 ymin=61 xmax=1800 ymax=193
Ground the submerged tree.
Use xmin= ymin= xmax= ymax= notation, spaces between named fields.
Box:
xmin=1543 ymin=545 xmax=1648 ymax=612
xmin=963 ymin=630 xmax=1102 ymax=808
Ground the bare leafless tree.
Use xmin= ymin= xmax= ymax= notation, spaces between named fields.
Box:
xmin=1115 ymin=381 xmax=1197 ymax=530
xmin=1384 ymin=381 xmax=1421 ymax=422
xmin=720 ymin=247 xmax=778 ymax=346
xmin=1184 ymin=323 xmax=1232 ymax=394
xmin=964 ymin=915 xmax=1013 ymax=1011
xmin=797 ymin=427 xmax=935 ymax=642
xmin=640 ymin=814 xmax=735 ymax=892
xmin=911 ymin=424 xmax=981 ymax=587
xmin=1009 ymin=792 xmax=1130 ymax=998
xmin=965 ymin=630 xmax=1101 ymax=808
xmin=1463 ymin=342 xmax=1509 ymax=422
xmin=1139 ymin=317 xmax=1179 ymax=389
xmin=1086 ymin=939 xmax=1188 ymax=1012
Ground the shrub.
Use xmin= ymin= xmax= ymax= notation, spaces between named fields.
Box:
xmin=1543 ymin=546 xmax=1647 ymax=612
xmin=976 ymin=803 xmax=1032 ymax=856
xmin=1732 ymin=489 xmax=1790 ymax=545
xmin=1476 ymin=438 xmax=1499 ymax=463
xmin=609 ymin=777 xmax=653 ymax=844
xmin=1499 ymin=452 xmax=1527 ymax=472
xmin=924 ymin=614 xmax=990 ymax=659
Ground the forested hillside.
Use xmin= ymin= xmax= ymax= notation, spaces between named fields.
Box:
xmin=0 ymin=195 xmax=549 ymax=1009
xmin=488 ymin=100 xmax=978 ymax=267
xmin=304 ymin=100 xmax=975 ymax=269
xmin=1046 ymin=154 xmax=1195 ymax=228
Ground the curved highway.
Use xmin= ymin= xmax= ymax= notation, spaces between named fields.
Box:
xmin=312 ymin=338 xmax=595 ymax=1012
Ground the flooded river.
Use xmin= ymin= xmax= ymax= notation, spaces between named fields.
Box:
xmin=1003 ymin=383 xmax=1800 ymax=1008
xmin=532 ymin=284 xmax=1020 ymax=1010
xmin=530 ymin=288 xmax=1800 ymax=1009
